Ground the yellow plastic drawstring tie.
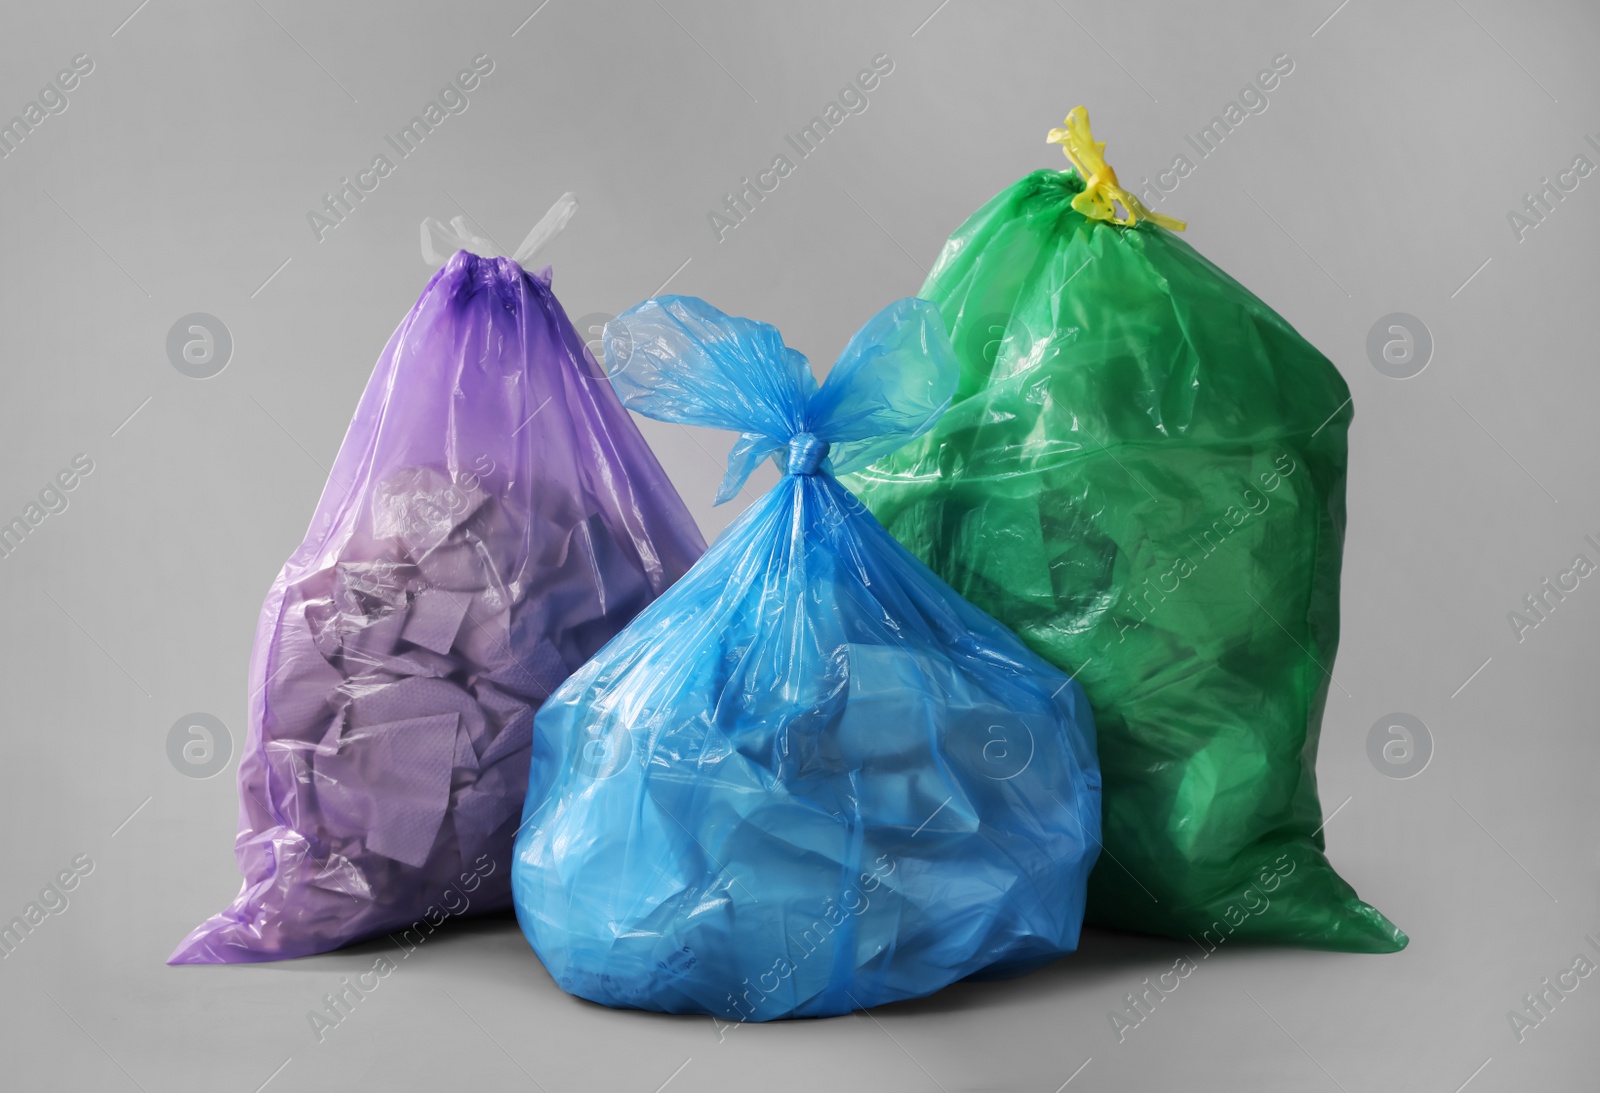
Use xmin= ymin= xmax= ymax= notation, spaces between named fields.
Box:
xmin=1046 ymin=107 xmax=1186 ymax=232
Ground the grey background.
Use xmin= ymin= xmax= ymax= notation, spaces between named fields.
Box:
xmin=1 ymin=1 xmax=1596 ymax=1090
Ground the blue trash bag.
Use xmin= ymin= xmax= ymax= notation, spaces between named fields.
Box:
xmin=511 ymin=295 xmax=1102 ymax=1021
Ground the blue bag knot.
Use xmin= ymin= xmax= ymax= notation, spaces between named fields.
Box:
xmin=601 ymin=296 xmax=956 ymax=505
xmin=786 ymin=433 xmax=830 ymax=476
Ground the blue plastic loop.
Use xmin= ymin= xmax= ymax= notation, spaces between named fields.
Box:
xmin=786 ymin=433 xmax=830 ymax=476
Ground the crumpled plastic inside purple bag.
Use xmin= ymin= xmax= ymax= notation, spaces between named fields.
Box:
xmin=170 ymin=250 xmax=705 ymax=963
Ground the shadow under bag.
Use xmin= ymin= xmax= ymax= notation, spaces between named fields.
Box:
xmin=171 ymin=248 xmax=705 ymax=964
xmin=512 ymin=295 xmax=1102 ymax=1020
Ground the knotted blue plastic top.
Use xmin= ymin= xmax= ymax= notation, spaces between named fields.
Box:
xmin=602 ymin=296 xmax=957 ymax=504
xmin=785 ymin=433 xmax=829 ymax=476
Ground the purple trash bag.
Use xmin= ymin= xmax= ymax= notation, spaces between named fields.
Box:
xmin=170 ymin=197 xmax=706 ymax=963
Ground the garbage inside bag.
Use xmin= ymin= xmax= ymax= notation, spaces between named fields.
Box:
xmin=170 ymin=197 xmax=706 ymax=964
xmin=511 ymin=294 xmax=1102 ymax=1020
xmin=844 ymin=109 xmax=1406 ymax=953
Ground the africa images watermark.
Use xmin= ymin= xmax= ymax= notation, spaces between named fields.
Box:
xmin=1113 ymin=451 xmax=1299 ymax=644
xmin=1133 ymin=52 xmax=1296 ymax=210
xmin=1506 ymin=128 xmax=1600 ymax=243
xmin=167 ymin=712 xmax=233 ymax=779
xmin=1505 ymin=932 xmax=1600 ymax=1043
xmin=167 ymin=313 xmax=233 ymax=380
xmin=711 ymin=852 xmax=898 ymax=1038
xmin=0 ymin=52 xmax=94 ymax=160
xmin=707 ymin=52 xmax=896 ymax=243
xmin=1505 ymin=531 xmax=1600 ymax=643
xmin=305 ymin=853 xmax=497 ymax=1042
xmin=306 ymin=54 xmax=496 ymax=243
xmin=0 ymin=853 xmax=95 ymax=963
xmin=1367 ymin=712 xmax=1433 ymax=779
xmin=0 ymin=453 xmax=95 ymax=562
xmin=1107 ymin=851 xmax=1298 ymax=1043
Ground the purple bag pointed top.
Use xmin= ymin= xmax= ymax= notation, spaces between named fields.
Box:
xmin=171 ymin=196 xmax=706 ymax=963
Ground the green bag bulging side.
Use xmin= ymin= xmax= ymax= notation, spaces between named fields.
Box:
xmin=845 ymin=169 xmax=1406 ymax=953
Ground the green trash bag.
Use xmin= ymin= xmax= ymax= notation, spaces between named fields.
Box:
xmin=844 ymin=109 xmax=1405 ymax=953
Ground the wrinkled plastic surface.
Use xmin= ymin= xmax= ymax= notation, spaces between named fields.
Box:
xmin=845 ymin=170 xmax=1406 ymax=953
xmin=511 ymin=296 xmax=1102 ymax=1020
xmin=170 ymin=252 xmax=705 ymax=964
